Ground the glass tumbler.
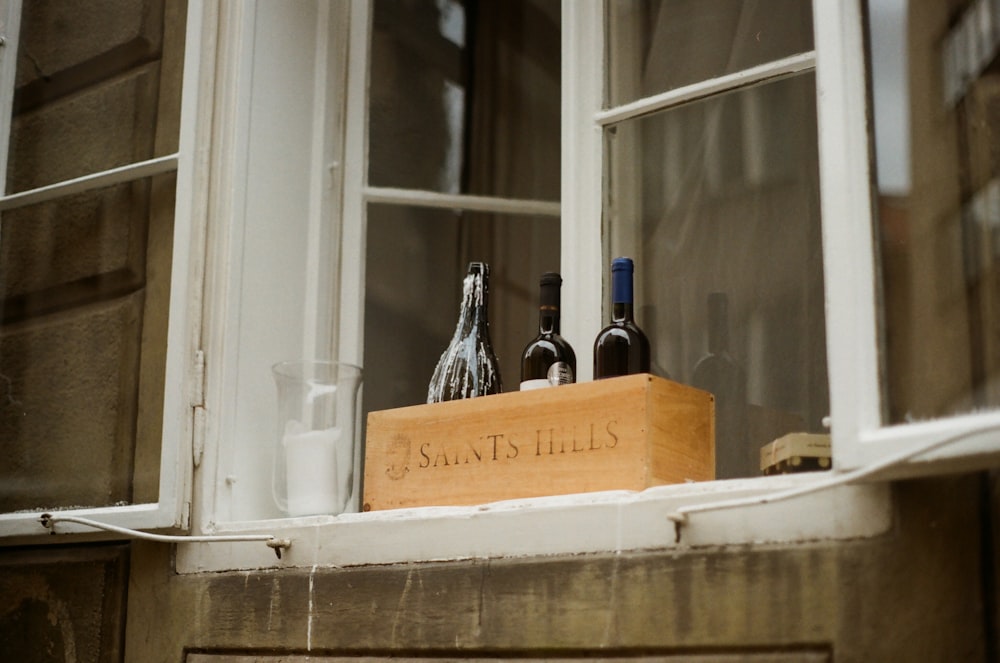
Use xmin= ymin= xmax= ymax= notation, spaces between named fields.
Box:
xmin=271 ymin=360 xmax=362 ymax=517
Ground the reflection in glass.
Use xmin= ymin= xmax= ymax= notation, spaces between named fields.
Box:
xmin=7 ymin=1 xmax=181 ymax=193
xmin=604 ymin=73 xmax=828 ymax=478
xmin=364 ymin=204 xmax=559 ymax=417
xmin=870 ymin=0 xmax=1000 ymax=422
xmin=0 ymin=0 xmax=183 ymax=512
xmin=605 ymin=0 xmax=813 ymax=107
xmin=0 ymin=176 xmax=174 ymax=512
xmin=369 ymin=0 xmax=560 ymax=200
xmin=364 ymin=0 xmax=563 ymax=420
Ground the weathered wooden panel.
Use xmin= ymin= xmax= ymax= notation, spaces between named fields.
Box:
xmin=0 ymin=543 xmax=129 ymax=663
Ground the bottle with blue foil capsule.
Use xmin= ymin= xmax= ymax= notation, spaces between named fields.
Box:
xmin=593 ymin=257 xmax=651 ymax=378
xmin=427 ymin=262 xmax=503 ymax=402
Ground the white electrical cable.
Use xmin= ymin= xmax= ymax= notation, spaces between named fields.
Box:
xmin=38 ymin=425 xmax=1000 ymax=552
xmin=667 ymin=423 xmax=1000 ymax=542
xmin=39 ymin=513 xmax=292 ymax=559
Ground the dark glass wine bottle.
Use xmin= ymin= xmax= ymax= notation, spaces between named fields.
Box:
xmin=593 ymin=257 xmax=651 ymax=379
xmin=427 ymin=262 xmax=503 ymax=402
xmin=691 ymin=292 xmax=748 ymax=478
xmin=520 ymin=272 xmax=576 ymax=390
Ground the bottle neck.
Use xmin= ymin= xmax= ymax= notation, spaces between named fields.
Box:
xmin=538 ymin=306 xmax=560 ymax=334
xmin=706 ymin=292 xmax=729 ymax=353
xmin=472 ymin=296 xmax=489 ymax=330
xmin=611 ymin=301 xmax=635 ymax=323
xmin=538 ymin=279 xmax=561 ymax=334
xmin=611 ymin=267 xmax=635 ymax=323
xmin=459 ymin=268 xmax=490 ymax=334
xmin=707 ymin=321 xmax=727 ymax=353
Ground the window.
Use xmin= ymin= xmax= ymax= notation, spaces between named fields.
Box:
xmin=362 ymin=0 xmax=561 ymax=417
xmin=0 ymin=0 xmax=208 ymax=537
xmin=9 ymin=0 xmax=1000 ymax=567
xmin=193 ymin=0 xmax=565 ymax=529
xmin=181 ymin=0 xmax=886 ymax=572
xmin=818 ymin=0 xmax=1000 ymax=474
xmin=875 ymin=0 xmax=1000 ymax=423
xmin=598 ymin=1 xmax=825 ymax=479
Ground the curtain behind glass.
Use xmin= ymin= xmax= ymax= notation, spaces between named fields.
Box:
xmin=365 ymin=0 xmax=561 ymax=414
xmin=605 ymin=2 xmax=826 ymax=479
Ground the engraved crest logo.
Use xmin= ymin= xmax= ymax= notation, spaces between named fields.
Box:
xmin=385 ymin=434 xmax=411 ymax=480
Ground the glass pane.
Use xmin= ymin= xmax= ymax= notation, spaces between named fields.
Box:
xmin=0 ymin=0 xmax=183 ymax=512
xmin=364 ymin=203 xmax=560 ymax=417
xmin=869 ymin=0 xmax=1000 ymax=423
xmin=603 ymin=73 xmax=828 ymax=479
xmin=368 ymin=0 xmax=560 ymax=200
xmin=0 ymin=175 xmax=175 ymax=512
xmin=605 ymin=0 xmax=814 ymax=107
xmin=6 ymin=0 xmax=182 ymax=193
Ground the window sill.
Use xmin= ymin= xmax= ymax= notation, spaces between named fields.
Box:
xmin=175 ymin=473 xmax=891 ymax=574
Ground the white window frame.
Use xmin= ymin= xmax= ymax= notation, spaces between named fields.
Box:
xmin=194 ymin=0 xmax=565 ymax=533
xmin=10 ymin=0 xmax=1000 ymax=565
xmin=194 ymin=0 xmax=356 ymax=528
xmin=179 ymin=0 xmax=893 ymax=572
xmin=0 ymin=0 xmax=214 ymax=539
xmin=813 ymin=0 xmax=1000 ymax=478
xmin=569 ymin=0 xmax=1000 ymax=481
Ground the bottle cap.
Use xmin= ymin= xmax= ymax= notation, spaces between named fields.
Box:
xmin=610 ymin=257 xmax=634 ymax=304
xmin=540 ymin=272 xmax=561 ymax=309
xmin=611 ymin=257 xmax=634 ymax=273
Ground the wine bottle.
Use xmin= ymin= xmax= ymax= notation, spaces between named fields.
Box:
xmin=593 ymin=257 xmax=651 ymax=379
xmin=520 ymin=272 xmax=576 ymax=390
xmin=691 ymin=292 xmax=748 ymax=478
xmin=427 ymin=262 xmax=503 ymax=402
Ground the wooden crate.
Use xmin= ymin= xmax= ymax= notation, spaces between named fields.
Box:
xmin=363 ymin=373 xmax=714 ymax=511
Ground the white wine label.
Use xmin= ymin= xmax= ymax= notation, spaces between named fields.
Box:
xmin=521 ymin=363 xmax=575 ymax=391
xmin=547 ymin=362 xmax=575 ymax=386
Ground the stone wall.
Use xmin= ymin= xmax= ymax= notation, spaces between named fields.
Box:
xmin=120 ymin=473 xmax=999 ymax=663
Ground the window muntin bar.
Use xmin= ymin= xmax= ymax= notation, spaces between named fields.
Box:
xmin=603 ymin=72 xmax=828 ymax=479
xmin=605 ymin=0 xmax=814 ymax=108
xmin=0 ymin=154 xmax=178 ymax=212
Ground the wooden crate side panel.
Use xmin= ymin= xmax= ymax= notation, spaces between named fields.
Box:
xmin=647 ymin=378 xmax=716 ymax=483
